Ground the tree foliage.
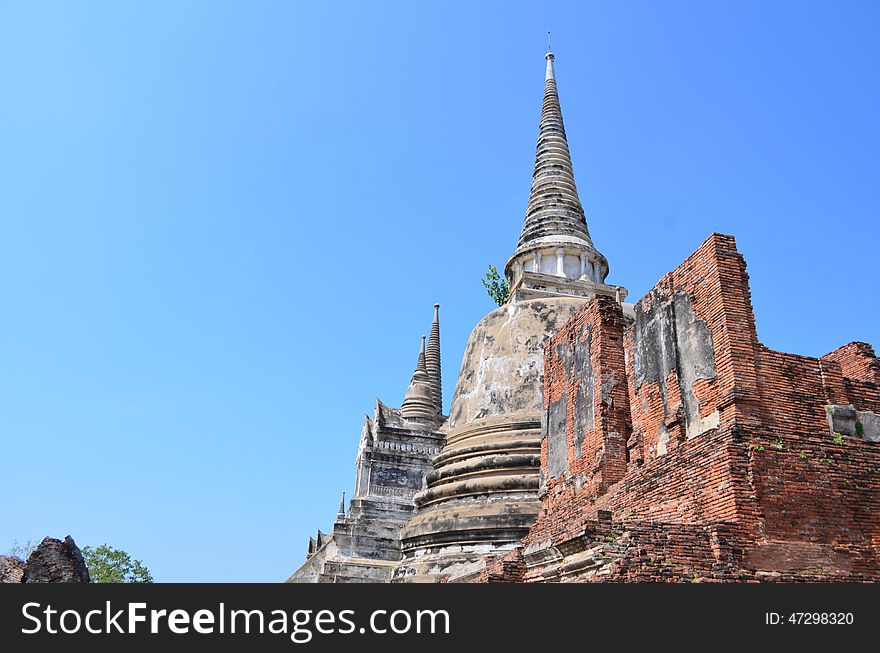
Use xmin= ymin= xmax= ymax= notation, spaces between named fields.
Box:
xmin=82 ymin=544 xmax=153 ymax=583
xmin=482 ymin=264 xmax=510 ymax=306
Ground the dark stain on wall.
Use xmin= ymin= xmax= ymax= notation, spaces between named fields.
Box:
xmin=632 ymin=290 xmax=716 ymax=439
xmin=547 ymin=390 xmax=569 ymax=479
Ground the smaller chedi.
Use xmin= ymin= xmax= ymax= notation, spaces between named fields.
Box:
xmin=400 ymin=336 xmax=437 ymax=422
xmin=287 ymin=306 xmax=446 ymax=583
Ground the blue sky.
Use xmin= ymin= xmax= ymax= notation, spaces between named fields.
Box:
xmin=1 ymin=1 xmax=877 ymax=581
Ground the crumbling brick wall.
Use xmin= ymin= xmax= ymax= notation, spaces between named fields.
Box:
xmin=757 ymin=347 xmax=844 ymax=434
xmin=530 ymin=295 xmax=631 ymax=546
xmin=597 ymin=427 xmax=754 ymax=526
xmin=541 ymin=295 xmax=631 ymax=494
xmin=745 ymin=432 xmax=880 ymax=577
xmin=1 ymin=536 xmax=90 ymax=584
xmin=626 ymin=233 xmax=762 ymax=464
xmin=480 ymin=232 xmax=880 ymax=583
xmin=822 ymin=342 xmax=880 ymax=414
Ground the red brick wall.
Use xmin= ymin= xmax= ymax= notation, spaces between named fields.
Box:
xmin=756 ymin=347 xmax=838 ymax=435
xmin=625 ymin=234 xmax=765 ymax=466
xmin=531 ymin=295 xmax=631 ymax=545
xmin=748 ymin=432 xmax=880 ymax=546
xmin=822 ymin=342 xmax=880 ymax=414
xmin=494 ymin=232 xmax=880 ymax=583
xmin=528 ymin=235 xmax=767 ymax=547
xmin=597 ymin=427 xmax=754 ymax=526
xmin=825 ymin=342 xmax=880 ymax=385
xmin=542 ymin=294 xmax=631 ymax=489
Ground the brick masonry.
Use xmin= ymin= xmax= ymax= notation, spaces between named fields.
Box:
xmin=468 ymin=233 xmax=880 ymax=583
xmin=1 ymin=536 xmax=90 ymax=584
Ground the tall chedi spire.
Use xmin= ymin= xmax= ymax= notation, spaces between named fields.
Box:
xmin=518 ymin=49 xmax=593 ymax=247
xmin=397 ymin=45 xmax=627 ymax=583
xmin=504 ymin=46 xmax=618 ymax=299
xmin=400 ymin=336 xmax=436 ymax=422
xmin=425 ymin=303 xmax=442 ymax=415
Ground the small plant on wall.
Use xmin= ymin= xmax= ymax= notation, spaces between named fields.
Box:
xmin=482 ymin=264 xmax=510 ymax=306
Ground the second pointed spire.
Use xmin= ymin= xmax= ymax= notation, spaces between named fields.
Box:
xmin=425 ymin=304 xmax=442 ymax=415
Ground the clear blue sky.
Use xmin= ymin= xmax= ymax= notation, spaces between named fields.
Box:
xmin=1 ymin=1 xmax=877 ymax=581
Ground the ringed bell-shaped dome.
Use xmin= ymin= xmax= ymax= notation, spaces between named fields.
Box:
xmin=401 ymin=335 xmax=437 ymax=422
xmin=447 ymin=298 xmax=587 ymax=429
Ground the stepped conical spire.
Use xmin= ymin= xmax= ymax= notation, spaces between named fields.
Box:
xmin=504 ymin=48 xmax=610 ymax=291
xmin=518 ymin=49 xmax=593 ymax=248
xmin=401 ymin=336 xmax=436 ymax=422
xmin=425 ymin=304 xmax=442 ymax=415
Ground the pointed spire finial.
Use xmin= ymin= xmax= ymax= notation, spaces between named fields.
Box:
xmin=337 ymin=492 xmax=346 ymax=517
xmin=512 ymin=41 xmax=596 ymax=255
xmin=504 ymin=34 xmax=611 ymax=290
xmin=426 ymin=304 xmax=443 ymax=415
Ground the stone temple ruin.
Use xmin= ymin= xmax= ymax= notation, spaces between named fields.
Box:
xmin=288 ymin=49 xmax=880 ymax=583
xmin=1 ymin=536 xmax=90 ymax=584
